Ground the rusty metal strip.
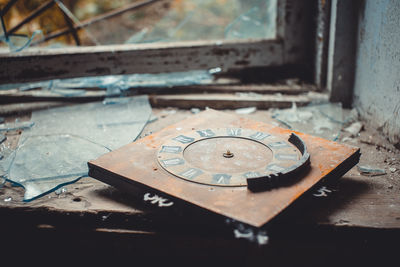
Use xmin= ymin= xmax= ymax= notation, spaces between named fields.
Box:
xmin=59 ymin=5 xmax=80 ymax=46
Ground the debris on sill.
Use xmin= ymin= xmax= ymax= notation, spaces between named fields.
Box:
xmin=0 ymin=121 xmax=35 ymax=132
xmin=0 ymin=134 xmax=6 ymax=144
xmin=190 ymin=108 xmax=201 ymax=114
xmin=52 ymin=88 xmax=87 ymax=97
xmin=235 ymin=107 xmax=257 ymax=115
xmin=344 ymin=122 xmax=363 ymax=137
xmin=147 ymin=113 xmax=159 ymax=123
xmin=357 ymin=165 xmax=386 ymax=176
xmin=359 ymin=132 xmax=399 ymax=152
xmin=272 ymin=102 xmax=353 ymax=141
xmin=0 ymin=95 xmax=152 ymax=201
xmin=235 ymin=92 xmax=263 ymax=98
xmin=54 ymin=187 xmax=68 ymax=196
xmin=102 ymin=97 xmax=131 ymax=105
xmin=160 ymin=109 xmax=177 ymax=118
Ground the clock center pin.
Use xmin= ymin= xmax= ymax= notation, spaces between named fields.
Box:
xmin=223 ymin=150 xmax=234 ymax=158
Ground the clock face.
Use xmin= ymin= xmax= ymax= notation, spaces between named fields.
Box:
xmin=157 ymin=128 xmax=303 ymax=187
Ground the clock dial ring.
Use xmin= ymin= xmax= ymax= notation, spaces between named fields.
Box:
xmin=157 ymin=128 xmax=307 ymax=188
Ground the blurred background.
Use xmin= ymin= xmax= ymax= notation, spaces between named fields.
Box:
xmin=0 ymin=0 xmax=276 ymax=48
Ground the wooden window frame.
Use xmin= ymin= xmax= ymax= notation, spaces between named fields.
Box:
xmin=0 ymin=0 xmax=314 ymax=85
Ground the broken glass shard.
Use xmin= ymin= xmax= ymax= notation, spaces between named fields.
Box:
xmin=8 ymin=134 xmax=109 ymax=201
xmin=272 ymin=102 xmax=345 ymax=141
xmin=357 ymin=165 xmax=386 ymax=176
xmin=0 ymin=121 xmax=35 ymax=132
xmin=3 ymin=95 xmax=151 ymax=201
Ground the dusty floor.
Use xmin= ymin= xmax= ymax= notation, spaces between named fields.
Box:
xmin=1 ymin=107 xmax=398 ymax=229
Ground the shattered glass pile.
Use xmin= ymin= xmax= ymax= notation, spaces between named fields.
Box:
xmin=0 ymin=96 xmax=151 ymax=201
xmin=272 ymin=102 xmax=359 ymax=141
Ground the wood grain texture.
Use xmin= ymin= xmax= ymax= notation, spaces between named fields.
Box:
xmin=0 ymin=39 xmax=283 ymax=85
xmin=150 ymin=92 xmax=327 ymax=109
xmin=1 ymin=108 xmax=398 ymax=230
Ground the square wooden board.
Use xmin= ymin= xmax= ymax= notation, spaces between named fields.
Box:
xmin=88 ymin=110 xmax=360 ymax=227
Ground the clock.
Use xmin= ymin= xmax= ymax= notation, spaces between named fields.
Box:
xmin=157 ymin=128 xmax=310 ymax=191
xmin=88 ymin=109 xmax=360 ymax=228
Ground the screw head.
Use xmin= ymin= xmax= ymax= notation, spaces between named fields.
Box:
xmin=223 ymin=150 xmax=234 ymax=158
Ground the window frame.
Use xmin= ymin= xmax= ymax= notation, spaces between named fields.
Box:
xmin=0 ymin=0 xmax=314 ymax=85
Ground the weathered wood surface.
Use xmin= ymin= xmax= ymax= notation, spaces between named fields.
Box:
xmin=0 ymin=108 xmax=399 ymax=230
xmin=0 ymin=85 xmax=324 ymax=111
xmin=0 ymin=109 xmax=400 ymax=229
xmin=159 ymin=83 xmax=317 ymax=95
xmin=150 ymin=92 xmax=328 ymax=109
xmin=0 ymin=39 xmax=283 ymax=85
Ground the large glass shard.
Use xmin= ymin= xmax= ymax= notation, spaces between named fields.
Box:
xmin=1 ymin=95 xmax=151 ymax=201
xmin=23 ymin=95 xmax=151 ymax=150
xmin=8 ymin=135 xmax=109 ymax=200
xmin=0 ymin=142 xmax=14 ymax=188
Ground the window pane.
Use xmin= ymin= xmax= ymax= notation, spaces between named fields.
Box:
xmin=122 ymin=0 xmax=278 ymax=44
xmin=0 ymin=0 xmax=277 ymax=47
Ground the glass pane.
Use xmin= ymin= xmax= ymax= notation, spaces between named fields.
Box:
xmin=120 ymin=0 xmax=278 ymax=44
xmin=0 ymin=0 xmax=277 ymax=48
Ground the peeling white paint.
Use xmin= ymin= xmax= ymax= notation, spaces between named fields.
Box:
xmin=353 ymin=0 xmax=400 ymax=145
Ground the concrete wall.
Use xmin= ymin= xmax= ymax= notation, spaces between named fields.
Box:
xmin=353 ymin=0 xmax=400 ymax=145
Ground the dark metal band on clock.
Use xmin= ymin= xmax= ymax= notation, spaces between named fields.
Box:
xmin=246 ymin=133 xmax=311 ymax=192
